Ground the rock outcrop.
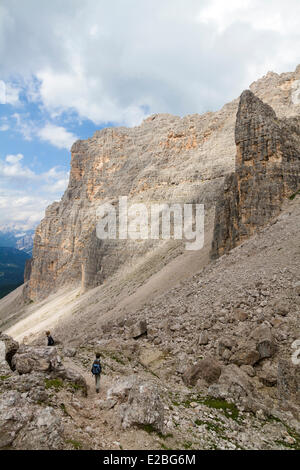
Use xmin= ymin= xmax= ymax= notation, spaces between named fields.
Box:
xmin=0 ymin=335 xmax=88 ymax=450
xmin=119 ymin=380 xmax=165 ymax=434
xmin=211 ymin=90 xmax=300 ymax=259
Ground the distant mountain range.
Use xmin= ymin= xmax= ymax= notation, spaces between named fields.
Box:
xmin=0 ymin=229 xmax=34 ymax=298
xmin=0 ymin=247 xmax=31 ymax=299
xmin=0 ymin=229 xmax=34 ymax=255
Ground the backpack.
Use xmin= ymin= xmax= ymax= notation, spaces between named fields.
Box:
xmin=48 ymin=336 xmax=55 ymax=346
xmin=92 ymin=360 xmax=102 ymax=375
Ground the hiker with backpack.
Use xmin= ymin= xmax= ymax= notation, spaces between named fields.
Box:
xmin=45 ymin=331 xmax=55 ymax=346
xmin=91 ymin=352 xmax=102 ymax=393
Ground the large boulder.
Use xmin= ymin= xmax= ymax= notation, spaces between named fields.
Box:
xmin=126 ymin=320 xmax=147 ymax=339
xmin=231 ymin=325 xmax=277 ymax=366
xmin=208 ymin=364 xmax=255 ymax=401
xmin=0 ymin=391 xmax=33 ymax=449
xmin=272 ymin=299 xmax=289 ymax=317
xmin=12 ymin=345 xmax=61 ymax=374
xmin=50 ymin=366 xmax=87 ymax=396
xmin=251 ymin=325 xmax=277 ymax=360
xmin=12 ymin=406 xmax=64 ymax=450
xmin=231 ymin=342 xmax=260 ymax=366
xmin=0 ymin=387 xmax=64 ymax=450
xmin=119 ymin=380 xmax=165 ymax=434
xmin=183 ymin=356 xmax=222 ymax=386
xmin=0 ymin=333 xmax=19 ymax=375
xmin=107 ymin=375 xmax=136 ymax=405
xmin=11 ymin=345 xmax=87 ymax=395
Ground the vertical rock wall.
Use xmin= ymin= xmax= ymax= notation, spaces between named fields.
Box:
xmin=211 ymin=90 xmax=300 ymax=259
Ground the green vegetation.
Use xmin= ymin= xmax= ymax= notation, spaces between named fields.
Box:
xmin=169 ymin=392 xmax=240 ymax=421
xmin=183 ymin=440 xmax=193 ymax=449
xmin=109 ymin=353 xmax=126 ymax=365
xmin=195 ymin=419 xmax=224 ymax=434
xmin=289 ymin=189 xmax=300 ymax=200
xmin=66 ymin=439 xmax=83 ymax=450
xmin=60 ymin=403 xmax=72 ymax=417
xmin=264 ymin=415 xmax=300 ymax=450
xmin=141 ymin=424 xmax=173 ymax=440
xmin=160 ymin=443 xmax=172 ymax=450
xmin=44 ymin=378 xmax=64 ymax=390
xmin=201 ymin=397 xmax=240 ymax=421
xmin=275 ymin=426 xmax=300 ymax=450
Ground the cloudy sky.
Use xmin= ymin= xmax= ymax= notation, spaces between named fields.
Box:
xmin=0 ymin=0 xmax=300 ymax=231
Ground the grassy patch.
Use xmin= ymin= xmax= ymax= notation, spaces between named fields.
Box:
xmin=201 ymin=397 xmax=240 ymax=421
xmin=109 ymin=353 xmax=126 ymax=365
xmin=279 ymin=426 xmax=300 ymax=450
xmin=69 ymin=382 xmax=83 ymax=391
xmin=160 ymin=443 xmax=172 ymax=450
xmin=60 ymin=403 xmax=72 ymax=418
xmin=44 ymin=378 xmax=64 ymax=390
xmin=171 ymin=400 xmax=181 ymax=407
xmin=66 ymin=439 xmax=83 ymax=450
xmin=265 ymin=416 xmax=300 ymax=450
xmin=195 ymin=419 xmax=224 ymax=434
xmin=0 ymin=375 xmax=10 ymax=381
xmin=289 ymin=189 xmax=300 ymax=200
xmin=183 ymin=440 xmax=193 ymax=449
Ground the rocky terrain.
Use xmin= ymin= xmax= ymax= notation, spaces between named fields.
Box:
xmin=0 ymin=193 xmax=299 ymax=449
xmin=0 ymin=65 xmax=299 ymax=450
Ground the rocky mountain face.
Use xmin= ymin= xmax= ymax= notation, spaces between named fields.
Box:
xmin=27 ymin=108 xmax=236 ymax=300
xmin=0 ymin=66 xmax=299 ymax=450
xmin=26 ymin=65 xmax=300 ymax=301
xmin=211 ymin=90 xmax=300 ymax=259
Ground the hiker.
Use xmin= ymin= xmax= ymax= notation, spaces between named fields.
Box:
xmin=91 ymin=352 xmax=102 ymax=393
xmin=45 ymin=331 xmax=55 ymax=346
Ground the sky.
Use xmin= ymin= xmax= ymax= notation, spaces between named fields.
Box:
xmin=0 ymin=0 xmax=300 ymax=231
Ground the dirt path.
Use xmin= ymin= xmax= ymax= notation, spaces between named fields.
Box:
xmin=63 ymin=356 xmax=109 ymax=399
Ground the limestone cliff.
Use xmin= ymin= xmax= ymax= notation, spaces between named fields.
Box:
xmin=28 ymin=109 xmax=238 ymax=300
xmin=211 ymin=90 xmax=300 ymax=259
xmin=27 ymin=65 xmax=300 ymax=300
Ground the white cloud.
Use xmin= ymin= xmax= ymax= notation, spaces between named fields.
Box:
xmin=0 ymin=80 xmax=20 ymax=105
xmin=12 ymin=113 xmax=35 ymax=141
xmin=37 ymin=123 xmax=78 ymax=150
xmin=0 ymin=1 xmax=300 ymax=230
xmin=0 ymin=153 xmax=69 ymax=229
xmin=4 ymin=82 xmax=21 ymax=105
xmin=0 ymin=153 xmax=35 ymax=179
xmin=0 ymin=80 xmax=5 ymax=103
xmin=11 ymin=113 xmax=78 ymax=149
xmin=0 ymin=1 xmax=299 ymax=126
xmin=6 ymin=153 xmax=23 ymax=164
